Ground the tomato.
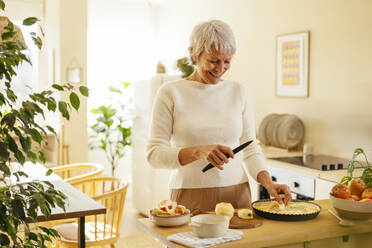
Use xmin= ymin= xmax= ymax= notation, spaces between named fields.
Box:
xmin=331 ymin=183 xmax=351 ymax=199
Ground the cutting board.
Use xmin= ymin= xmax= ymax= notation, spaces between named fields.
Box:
xmin=191 ymin=209 xmax=263 ymax=229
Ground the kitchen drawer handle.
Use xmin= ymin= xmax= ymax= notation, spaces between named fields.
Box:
xmin=292 ymin=182 xmax=300 ymax=188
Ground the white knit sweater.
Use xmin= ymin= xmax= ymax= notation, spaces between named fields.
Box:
xmin=146 ymin=79 xmax=267 ymax=189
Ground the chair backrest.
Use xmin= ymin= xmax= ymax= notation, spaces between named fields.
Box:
xmin=52 ymin=163 xmax=104 ymax=184
xmin=71 ymin=177 xmax=128 ymax=241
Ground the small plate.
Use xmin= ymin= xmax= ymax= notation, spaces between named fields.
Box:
xmin=191 ymin=209 xmax=263 ymax=229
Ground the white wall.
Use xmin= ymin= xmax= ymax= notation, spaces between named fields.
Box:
xmin=154 ymin=0 xmax=372 ymax=158
xmin=59 ymin=0 xmax=88 ymax=163
xmin=5 ymin=0 xmax=43 ymax=20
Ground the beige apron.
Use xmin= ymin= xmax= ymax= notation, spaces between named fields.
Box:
xmin=170 ymin=182 xmax=251 ymax=212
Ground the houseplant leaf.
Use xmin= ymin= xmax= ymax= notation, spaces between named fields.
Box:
xmin=69 ymin=92 xmax=80 ymax=110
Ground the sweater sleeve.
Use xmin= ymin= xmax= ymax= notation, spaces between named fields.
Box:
xmin=146 ymin=85 xmax=182 ymax=169
xmin=239 ymin=84 xmax=268 ymax=181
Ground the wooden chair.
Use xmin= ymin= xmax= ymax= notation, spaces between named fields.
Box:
xmin=47 ymin=163 xmax=104 ymax=228
xmin=52 ymin=163 xmax=104 ymax=184
xmin=54 ymin=177 xmax=128 ymax=248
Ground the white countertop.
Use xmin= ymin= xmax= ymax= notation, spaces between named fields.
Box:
xmin=261 ymin=145 xmax=364 ymax=183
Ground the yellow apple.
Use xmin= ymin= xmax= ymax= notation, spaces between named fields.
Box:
xmin=361 ymin=188 xmax=372 ymax=199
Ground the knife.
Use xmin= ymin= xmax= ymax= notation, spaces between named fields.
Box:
xmin=201 ymin=140 xmax=254 ymax=173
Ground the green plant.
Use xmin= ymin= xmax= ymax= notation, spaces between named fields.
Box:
xmin=89 ymin=81 xmax=132 ymax=176
xmin=0 ymin=1 xmax=88 ymax=247
xmin=340 ymin=148 xmax=372 ymax=188
xmin=176 ymin=57 xmax=194 ymax=78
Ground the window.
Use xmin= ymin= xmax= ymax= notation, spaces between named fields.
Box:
xmin=10 ymin=21 xmax=39 ymax=104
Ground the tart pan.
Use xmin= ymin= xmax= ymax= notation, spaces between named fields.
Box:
xmin=251 ymin=199 xmax=321 ymax=221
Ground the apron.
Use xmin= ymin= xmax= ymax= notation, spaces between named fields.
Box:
xmin=170 ymin=182 xmax=251 ymax=212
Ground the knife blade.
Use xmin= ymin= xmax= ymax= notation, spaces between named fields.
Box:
xmin=201 ymin=140 xmax=254 ymax=173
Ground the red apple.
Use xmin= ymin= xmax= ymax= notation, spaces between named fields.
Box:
xmin=349 ymin=178 xmax=365 ymax=195
xmin=331 ymin=183 xmax=351 ymax=199
xmin=361 ymin=188 xmax=372 ymax=199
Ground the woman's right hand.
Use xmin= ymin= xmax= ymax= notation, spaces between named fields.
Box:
xmin=179 ymin=145 xmax=234 ymax=169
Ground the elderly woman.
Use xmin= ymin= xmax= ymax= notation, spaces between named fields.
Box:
xmin=146 ymin=20 xmax=291 ymax=211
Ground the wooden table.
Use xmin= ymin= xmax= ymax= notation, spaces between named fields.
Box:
xmin=137 ymin=200 xmax=372 ymax=248
xmin=15 ymin=162 xmax=106 ymax=248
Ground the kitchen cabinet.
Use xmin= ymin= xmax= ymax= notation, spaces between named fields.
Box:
xmin=132 ymin=75 xmax=180 ymax=216
xmin=315 ymin=178 xmax=336 ymax=200
xmin=271 ymin=232 xmax=372 ymax=248
xmin=267 ymin=165 xmax=316 ymax=199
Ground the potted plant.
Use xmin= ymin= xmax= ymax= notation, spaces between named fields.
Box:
xmin=89 ymin=81 xmax=132 ymax=176
xmin=176 ymin=57 xmax=194 ymax=78
xmin=0 ymin=1 xmax=88 ymax=247
xmin=329 ymin=148 xmax=372 ymax=220
xmin=340 ymin=148 xmax=372 ymax=188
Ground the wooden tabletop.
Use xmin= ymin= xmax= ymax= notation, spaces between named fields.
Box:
xmin=137 ymin=200 xmax=372 ymax=248
xmin=29 ymin=180 xmax=106 ymax=223
xmin=11 ymin=162 xmax=106 ymax=223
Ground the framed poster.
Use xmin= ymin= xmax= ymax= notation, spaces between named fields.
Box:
xmin=276 ymin=31 xmax=310 ymax=97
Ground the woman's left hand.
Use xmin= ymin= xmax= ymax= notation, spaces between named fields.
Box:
xmin=265 ymin=183 xmax=292 ymax=205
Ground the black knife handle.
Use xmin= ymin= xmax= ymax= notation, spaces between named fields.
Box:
xmin=202 ymin=153 xmax=232 ymax=173
xmin=201 ymin=164 xmax=214 ymax=173
xmin=201 ymin=140 xmax=253 ymax=173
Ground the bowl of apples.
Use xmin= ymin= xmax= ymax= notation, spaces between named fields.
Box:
xmin=329 ymin=148 xmax=372 ymax=220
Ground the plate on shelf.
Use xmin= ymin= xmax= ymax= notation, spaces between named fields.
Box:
xmin=258 ymin=113 xmax=278 ymax=145
xmin=277 ymin=114 xmax=305 ymax=149
xmin=266 ymin=114 xmax=284 ymax=147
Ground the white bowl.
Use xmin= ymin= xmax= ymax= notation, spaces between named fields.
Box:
xmin=190 ymin=214 xmax=229 ymax=238
xmin=149 ymin=209 xmax=190 ymax=227
xmin=329 ymin=194 xmax=372 ymax=220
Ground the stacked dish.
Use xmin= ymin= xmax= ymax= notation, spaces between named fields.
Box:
xmin=258 ymin=113 xmax=304 ymax=149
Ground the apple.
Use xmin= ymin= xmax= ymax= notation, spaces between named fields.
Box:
xmin=349 ymin=178 xmax=366 ymax=195
xmin=331 ymin=183 xmax=351 ymax=199
xmin=350 ymin=194 xmax=361 ymax=201
xmin=361 ymin=188 xmax=372 ymax=199
xmin=360 ymin=198 xmax=372 ymax=202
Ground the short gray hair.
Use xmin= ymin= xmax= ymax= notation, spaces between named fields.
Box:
xmin=189 ymin=20 xmax=236 ymax=64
